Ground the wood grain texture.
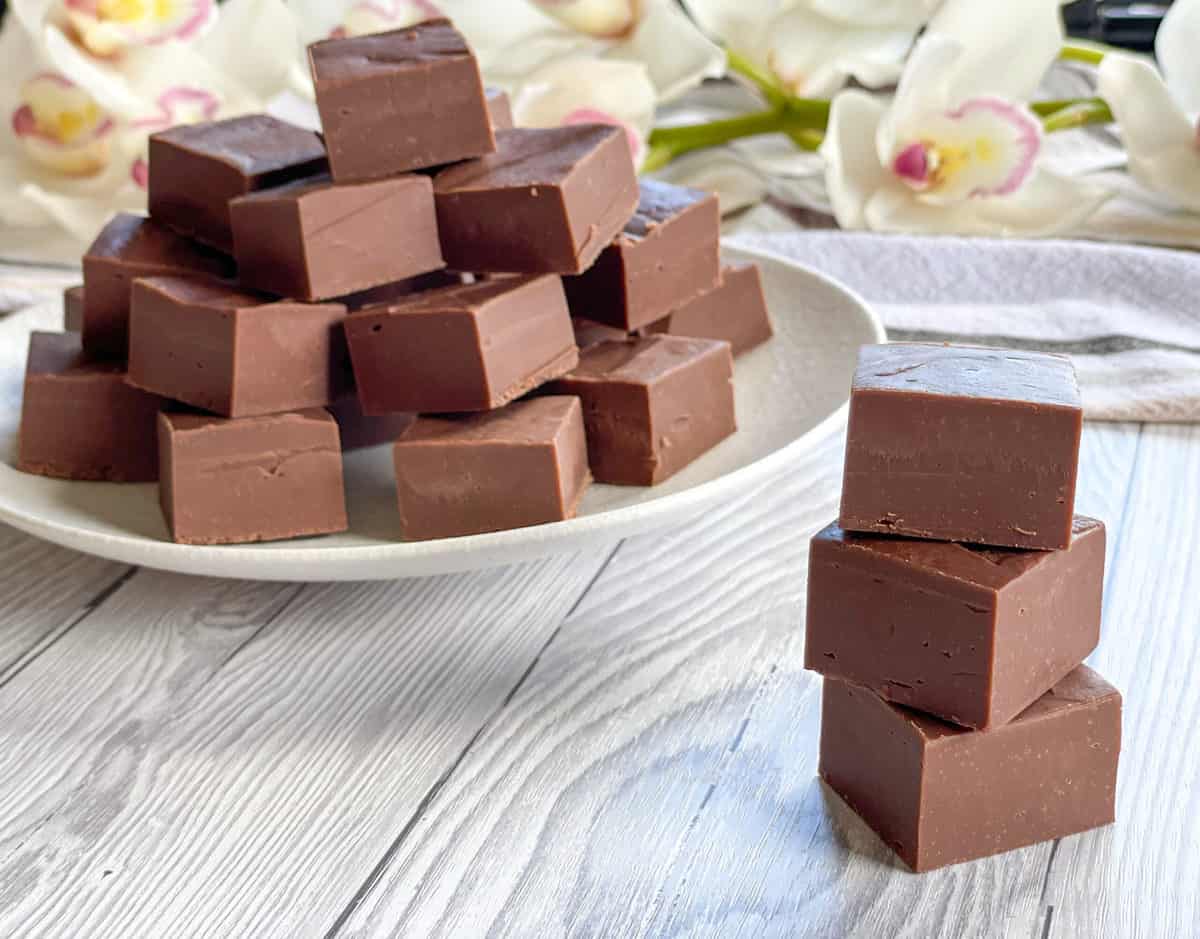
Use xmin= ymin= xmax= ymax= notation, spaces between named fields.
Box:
xmin=0 ymin=549 xmax=615 ymax=938
xmin=0 ymin=525 xmax=128 ymax=682
xmin=1042 ymin=424 xmax=1200 ymax=939
xmin=337 ymin=424 xmax=1145 ymax=939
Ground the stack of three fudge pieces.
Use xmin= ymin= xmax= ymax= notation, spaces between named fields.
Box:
xmin=24 ymin=17 xmax=772 ymax=545
xmin=806 ymin=342 xmax=1121 ymax=873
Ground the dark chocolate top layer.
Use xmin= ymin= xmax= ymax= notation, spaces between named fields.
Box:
xmin=564 ymin=335 xmax=730 ymax=384
xmin=85 ymin=213 xmax=233 ymax=275
xmin=813 ymin=516 xmax=1103 ymax=590
xmin=854 ymin=343 xmax=1081 ymax=408
xmin=624 ymin=179 xmax=714 ymax=238
xmin=26 ymin=330 xmax=123 ymax=377
xmin=902 ymin=665 xmax=1120 ymax=743
xmin=150 ymin=114 xmax=327 ymax=176
xmin=399 ymin=396 xmax=579 ymax=446
xmin=309 ymin=19 xmax=471 ymax=81
xmin=434 ymin=126 xmax=625 ymax=191
xmin=366 ymin=274 xmax=551 ymax=316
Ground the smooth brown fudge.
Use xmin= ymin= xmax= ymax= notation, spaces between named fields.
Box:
xmin=544 ymin=335 xmax=735 ymax=485
xmin=82 ymin=213 xmax=233 ymax=359
xmin=327 ymin=395 xmax=414 ymax=450
xmin=840 ymin=343 xmax=1083 ymax=549
xmin=147 ymin=114 xmax=328 ymax=252
xmin=393 ymin=396 xmax=591 ymax=540
xmin=434 ymin=125 xmax=639 ymax=275
xmin=128 ymin=277 xmax=350 ymax=418
xmin=63 ymin=285 xmax=84 ymax=331
xmin=485 ymin=86 xmax=514 ymax=130
xmin=805 ymin=516 xmax=1105 ymax=729
xmin=336 ymin=270 xmax=464 ymax=312
xmin=820 ymin=667 xmax=1121 ymax=873
xmin=564 ymin=180 xmax=720 ymax=331
xmin=573 ymin=318 xmax=628 ymax=349
xmin=230 ymin=174 xmax=444 ymax=302
xmin=18 ymin=331 xmax=162 ymax=482
xmin=308 ymin=20 xmax=495 ymax=181
xmin=644 ymin=264 xmax=773 ymax=356
xmin=158 ymin=409 xmax=348 ymax=545
xmin=344 ymin=275 xmax=577 ymax=414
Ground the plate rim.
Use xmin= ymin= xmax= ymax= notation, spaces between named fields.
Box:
xmin=0 ymin=243 xmax=885 ymax=580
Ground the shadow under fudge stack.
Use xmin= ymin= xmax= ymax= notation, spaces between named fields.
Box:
xmin=805 ymin=342 xmax=1122 ymax=873
xmin=17 ymin=15 xmax=771 ymax=545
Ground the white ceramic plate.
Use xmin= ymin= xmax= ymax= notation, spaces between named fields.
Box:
xmin=0 ymin=243 xmax=883 ymax=580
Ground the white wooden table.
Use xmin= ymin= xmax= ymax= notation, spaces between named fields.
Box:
xmin=0 ymin=419 xmax=1192 ymax=939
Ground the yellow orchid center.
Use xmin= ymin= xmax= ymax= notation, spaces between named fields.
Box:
xmin=62 ymin=0 xmax=214 ymax=55
xmin=11 ymin=73 xmax=115 ymax=176
xmin=891 ymin=97 xmax=1042 ymax=201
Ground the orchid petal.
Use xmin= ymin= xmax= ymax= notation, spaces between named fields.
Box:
xmin=610 ymin=0 xmax=726 ymax=101
xmin=927 ymin=0 xmax=1063 ymax=102
xmin=766 ymin=7 xmax=916 ymax=96
xmin=880 ymin=33 xmax=961 ymax=164
xmin=865 ymin=167 xmax=1112 ymax=237
xmin=808 ymin=0 xmax=940 ymax=28
xmin=196 ymin=0 xmax=298 ymax=100
xmin=1156 ymin=0 xmax=1200 ymax=116
xmin=678 ymin=0 xmax=769 ymax=50
xmin=821 ymin=89 xmax=897 ymax=230
xmin=1122 ymin=147 xmax=1200 ymax=214
xmin=531 ymin=0 xmax=638 ymax=38
xmin=511 ymin=57 xmax=655 ymax=164
xmin=1097 ymin=55 xmax=1195 ymax=155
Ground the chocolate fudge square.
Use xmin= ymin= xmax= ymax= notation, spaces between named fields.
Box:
xmin=63 ymin=285 xmax=84 ymax=332
xmin=148 ymin=114 xmax=327 ymax=252
xmin=158 ymin=409 xmax=348 ymax=545
xmin=545 ymin=335 xmax=735 ymax=486
xmin=128 ymin=277 xmax=350 ymax=418
xmin=344 ymin=275 xmax=577 ymax=415
xmin=327 ymin=395 xmax=415 ymax=451
xmin=806 ymin=517 xmax=1105 ymax=729
xmin=564 ymin=179 xmax=720 ymax=331
xmin=485 ymin=86 xmax=514 ymax=131
xmin=230 ymin=174 xmax=444 ymax=302
xmin=820 ymin=667 xmax=1121 ymax=873
xmin=434 ymin=125 xmax=639 ymax=275
xmin=18 ymin=331 xmax=163 ymax=482
xmin=308 ymin=20 xmax=495 ymax=181
xmin=644 ymin=264 xmax=773 ymax=356
xmin=393 ymin=397 xmax=591 ymax=540
xmin=82 ymin=213 xmax=233 ymax=359
xmin=840 ymin=343 xmax=1083 ymax=549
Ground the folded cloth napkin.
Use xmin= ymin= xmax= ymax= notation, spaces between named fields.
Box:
xmin=732 ymin=231 xmax=1200 ymax=423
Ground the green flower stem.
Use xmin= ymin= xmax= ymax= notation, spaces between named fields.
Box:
xmin=644 ymin=104 xmax=829 ymax=172
xmin=1059 ymin=42 xmax=1115 ymax=66
xmin=726 ymin=49 xmax=789 ymax=109
xmin=1039 ymin=97 xmax=1114 ymax=132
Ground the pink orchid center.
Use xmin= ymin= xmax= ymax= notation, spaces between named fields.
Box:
xmin=11 ymin=73 xmax=114 ymax=176
xmin=62 ymin=0 xmax=214 ymax=55
xmin=890 ymin=97 xmax=1042 ymax=201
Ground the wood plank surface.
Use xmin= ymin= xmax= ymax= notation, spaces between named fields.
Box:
xmin=0 ymin=549 xmax=616 ymax=938
xmin=0 ymin=420 xmax=1189 ymax=939
xmin=336 ymin=424 xmax=1146 ymax=939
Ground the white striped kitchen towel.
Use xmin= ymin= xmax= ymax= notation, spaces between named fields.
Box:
xmin=733 ymin=231 xmax=1200 ymax=422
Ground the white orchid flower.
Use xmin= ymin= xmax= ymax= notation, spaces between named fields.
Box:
xmin=0 ymin=1 xmax=295 ymax=253
xmin=1096 ymin=0 xmax=1200 ymax=213
xmin=511 ymin=57 xmax=656 ymax=165
xmin=682 ymin=0 xmax=941 ymax=98
xmin=289 ymin=0 xmax=723 ymax=104
xmin=820 ymin=0 xmax=1111 ymax=238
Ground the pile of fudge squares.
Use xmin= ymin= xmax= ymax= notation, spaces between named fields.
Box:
xmin=806 ymin=343 xmax=1121 ymax=872
xmin=18 ymin=18 xmax=772 ymax=546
